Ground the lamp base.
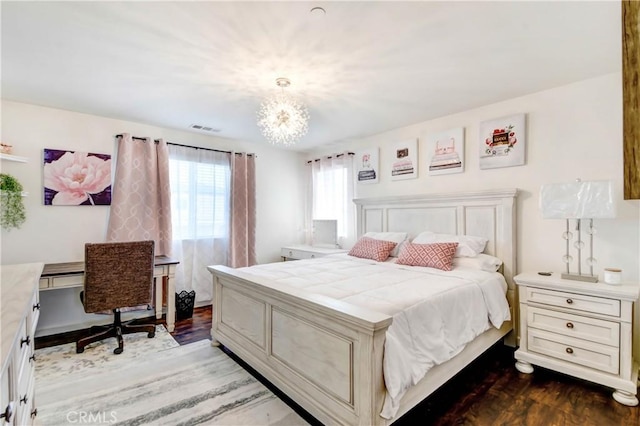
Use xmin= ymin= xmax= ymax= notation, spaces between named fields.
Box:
xmin=561 ymin=273 xmax=599 ymax=283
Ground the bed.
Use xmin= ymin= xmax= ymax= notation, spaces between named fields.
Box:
xmin=207 ymin=189 xmax=518 ymax=425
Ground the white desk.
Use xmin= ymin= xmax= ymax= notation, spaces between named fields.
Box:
xmin=280 ymin=245 xmax=347 ymax=261
xmin=39 ymin=256 xmax=179 ymax=332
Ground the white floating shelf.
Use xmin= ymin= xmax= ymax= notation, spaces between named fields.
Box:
xmin=0 ymin=153 xmax=28 ymax=163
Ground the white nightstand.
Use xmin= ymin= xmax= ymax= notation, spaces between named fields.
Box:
xmin=280 ymin=245 xmax=347 ymax=261
xmin=514 ymin=272 xmax=640 ymax=406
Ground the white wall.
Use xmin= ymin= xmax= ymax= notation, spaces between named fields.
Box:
xmin=4 ymin=74 xmax=639 ymax=351
xmin=309 ymin=73 xmax=640 ymax=355
xmin=0 ymin=100 xmax=306 ymax=334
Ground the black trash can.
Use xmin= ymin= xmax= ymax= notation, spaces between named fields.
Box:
xmin=176 ymin=290 xmax=196 ymax=321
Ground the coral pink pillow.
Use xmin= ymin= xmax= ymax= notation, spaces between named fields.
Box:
xmin=348 ymin=237 xmax=397 ymax=262
xmin=396 ymin=242 xmax=459 ymax=271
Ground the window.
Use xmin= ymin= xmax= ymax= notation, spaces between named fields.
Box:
xmin=313 ymin=166 xmax=349 ymax=237
xmin=168 ymin=145 xmax=231 ymax=303
xmin=169 ymin=159 xmax=229 ymax=239
xmin=308 ymin=154 xmax=355 ymax=246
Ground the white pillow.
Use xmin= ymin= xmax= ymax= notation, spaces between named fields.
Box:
xmin=411 ymin=231 xmax=488 ymax=257
xmin=363 ymin=232 xmax=408 ymax=257
xmin=452 ymin=254 xmax=503 ymax=272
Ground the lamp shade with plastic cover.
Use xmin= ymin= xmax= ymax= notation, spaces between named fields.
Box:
xmin=540 ymin=180 xmax=615 ymax=219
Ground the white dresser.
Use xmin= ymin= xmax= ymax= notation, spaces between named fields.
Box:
xmin=1 ymin=263 xmax=43 ymax=425
xmin=514 ymin=272 xmax=639 ymax=406
xmin=280 ymin=245 xmax=347 ymax=261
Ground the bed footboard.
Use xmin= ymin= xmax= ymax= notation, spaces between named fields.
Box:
xmin=208 ymin=265 xmax=393 ymax=426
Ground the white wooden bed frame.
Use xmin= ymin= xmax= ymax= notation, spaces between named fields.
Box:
xmin=208 ymin=189 xmax=518 ymax=425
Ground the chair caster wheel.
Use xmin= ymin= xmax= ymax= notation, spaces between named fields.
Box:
xmin=148 ymin=332 xmax=155 ymax=338
xmin=114 ymin=347 xmax=123 ymax=355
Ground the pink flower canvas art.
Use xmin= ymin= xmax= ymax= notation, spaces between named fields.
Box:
xmin=43 ymin=149 xmax=112 ymax=205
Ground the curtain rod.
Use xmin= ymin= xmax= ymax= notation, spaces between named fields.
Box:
xmin=306 ymin=152 xmax=355 ymax=164
xmin=115 ymin=134 xmax=255 ymax=157
xmin=166 ymin=141 xmax=256 ymax=157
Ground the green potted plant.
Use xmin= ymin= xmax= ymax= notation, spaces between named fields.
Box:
xmin=0 ymin=173 xmax=26 ymax=230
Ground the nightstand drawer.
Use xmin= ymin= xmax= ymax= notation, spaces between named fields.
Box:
xmin=525 ymin=287 xmax=620 ymax=317
xmin=527 ymin=306 xmax=620 ymax=347
xmin=528 ymin=328 xmax=619 ymax=374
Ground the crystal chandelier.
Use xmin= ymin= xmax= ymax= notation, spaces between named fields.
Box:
xmin=257 ymin=78 xmax=310 ymax=146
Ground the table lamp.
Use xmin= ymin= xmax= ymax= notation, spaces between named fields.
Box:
xmin=540 ymin=179 xmax=615 ymax=282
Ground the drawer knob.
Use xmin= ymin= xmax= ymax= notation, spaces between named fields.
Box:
xmin=566 ymin=322 xmax=574 ymax=329
xmin=29 ymin=353 xmax=36 ymax=363
xmin=566 ymin=298 xmax=573 ymax=305
xmin=0 ymin=402 xmax=14 ymax=422
xmin=20 ymin=335 xmax=31 ymax=347
xmin=311 ymin=254 xmax=315 ymax=258
xmin=33 ymin=303 xmax=40 ymax=311
xmin=289 ymin=251 xmax=292 ymax=256
xmin=31 ymin=408 xmax=38 ymax=418
xmin=19 ymin=395 xmax=28 ymax=405
xmin=566 ymin=347 xmax=574 ymax=354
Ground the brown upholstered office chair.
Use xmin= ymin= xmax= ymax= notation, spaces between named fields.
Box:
xmin=76 ymin=240 xmax=156 ymax=355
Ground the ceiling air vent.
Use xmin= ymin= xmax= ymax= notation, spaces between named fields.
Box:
xmin=189 ymin=124 xmax=221 ymax=133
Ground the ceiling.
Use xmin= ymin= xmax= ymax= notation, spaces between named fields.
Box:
xmin=1 ymin=1 xmax=621 ymax=152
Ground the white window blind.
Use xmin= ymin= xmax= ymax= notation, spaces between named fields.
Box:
xmin=170 ymin=159 xmax=229 ymax=239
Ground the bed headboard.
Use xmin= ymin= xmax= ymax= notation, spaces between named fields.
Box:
xmin=353 ymin=189 xmax=518 ymax=309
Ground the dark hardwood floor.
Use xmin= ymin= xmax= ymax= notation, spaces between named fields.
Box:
xmin=37 ymin=306 xmax=639 ymax=425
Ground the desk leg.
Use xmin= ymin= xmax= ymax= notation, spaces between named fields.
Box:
xmin=155 ymin=276 xmax=163 ymax=320
xmin=166 ymin=264 xmax=176 ymax=332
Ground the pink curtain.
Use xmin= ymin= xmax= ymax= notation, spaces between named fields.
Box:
xmin=229 ymin=153 xmax=256 ymax=267
xmin=107 ymin=134 xmax=172 ymax=256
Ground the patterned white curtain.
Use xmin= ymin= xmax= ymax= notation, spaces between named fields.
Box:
xmin=229 ymin=153 xmax=257 ymax=268
xmin=107 ymin=134 xmax=172 ymax=256
xmin=306 ymin=152 xmax=355 ymax=248
xmin=168 ymin=144 xmax=231 ymax=303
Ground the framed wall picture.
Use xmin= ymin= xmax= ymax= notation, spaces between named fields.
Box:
xmin=43 ymin=148 xmax=112 ymax=205
xmin=479 ymin=113 xmax=526 ymax=169
xmin=424 ymin=127 xmax=464 ymax=175
xmin=356 ymin=148 xmax=379 ymax=184
xmin=390 ymin=139 xmax=418 ymax=180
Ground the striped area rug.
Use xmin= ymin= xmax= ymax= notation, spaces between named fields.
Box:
xmin=36 ymin=339 xmax=309 ymax=425
xmin=35 ymin=325 xmax=180 ymax=382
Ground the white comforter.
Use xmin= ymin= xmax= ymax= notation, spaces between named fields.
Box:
xmin=238 ymin=254 xmax=511 ymax=419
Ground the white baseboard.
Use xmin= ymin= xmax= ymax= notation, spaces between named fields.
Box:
xmin=36 ymin=303 xmax=212 ymax=338
xmin=35 ymin=309 xmax=155 ymax=338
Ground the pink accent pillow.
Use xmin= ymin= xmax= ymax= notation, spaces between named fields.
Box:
xmin=348 ymin=237 xmax=397 ymax=262
xmin=396 ymin=242 xmax=459 ymax=271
